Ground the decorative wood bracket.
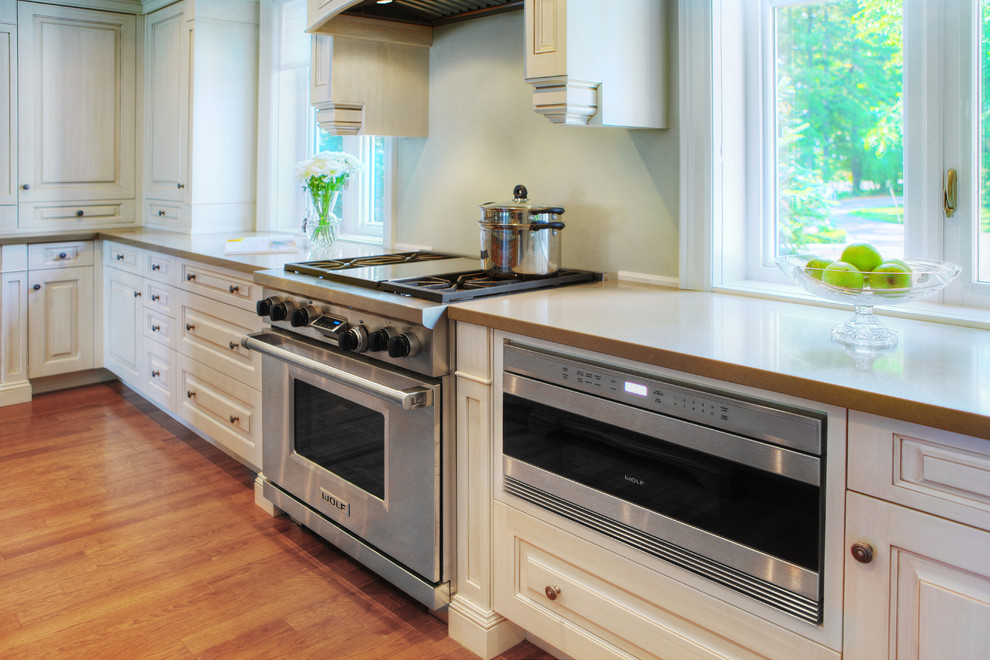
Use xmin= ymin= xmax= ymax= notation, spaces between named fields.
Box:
xmin=526 ymin=75 xmax=600 ymax=126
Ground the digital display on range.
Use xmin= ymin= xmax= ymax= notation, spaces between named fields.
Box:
xmin=312 ymin=315 xmax=347 ymax=334
xmin=624 ymin=381 xmax=648 ymax=397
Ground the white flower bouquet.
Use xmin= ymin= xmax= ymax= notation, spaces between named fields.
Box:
xmin=295 ymin=151 xmax=363 ymax=246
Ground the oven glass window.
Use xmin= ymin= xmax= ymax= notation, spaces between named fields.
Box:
xmin=294 ymin=380 xmax=385 ymax=499
xmin=503 ymin=394 xmax=821 ymax=571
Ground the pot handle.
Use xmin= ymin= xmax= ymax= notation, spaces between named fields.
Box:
xmin=529 ymin=222 xmax=566 ymax=231
xmin=531 ymin=207 xmax=566 ymax=216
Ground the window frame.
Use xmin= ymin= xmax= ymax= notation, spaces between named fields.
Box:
xmin=256 ymin=0 xmax=393 ymax=246
xmin=681 ymin=0 xmax=990 ymax=325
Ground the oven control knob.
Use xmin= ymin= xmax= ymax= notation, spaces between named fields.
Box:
xmin=269 ymin=300 xmax=296 ymax=322
xmin=338 ymin=326 xmax=369 ymax=353
xmin=387 ymin=333 xmax=421 ymax=358
xmin=256 ymin=297 xmax=281 ymax=317
xmin=290 ymin=305 xmax=318 ymax=327
xmin=368 ymin=326 xmax=398 ymax=352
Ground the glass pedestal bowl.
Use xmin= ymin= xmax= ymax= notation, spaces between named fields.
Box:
xmin=775 ymin=256 xmax=961 ymax=349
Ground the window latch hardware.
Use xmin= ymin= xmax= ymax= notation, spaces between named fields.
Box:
xmin=944 ymin=168 xmax=957 ymax=218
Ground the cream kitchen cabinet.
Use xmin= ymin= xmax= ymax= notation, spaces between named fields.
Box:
xmin=0 ymin=243 xmax=29 ymax=405
xmin=844 ymin=412 xmax=990 ymax=659
xmin=0 ymin=14 xmax=15 ymax=233
xmin=524 ymin=0 xmax=668 ymax=128
xmin=26 ymin=242 xmax=95 ymax=378
xmin=103 ymin=262 xmax=144 ymax=385
xmin=143 ymin=0 xmax=258 ymax=234
xmin=17 ymin=3 xmax=136 ymax=230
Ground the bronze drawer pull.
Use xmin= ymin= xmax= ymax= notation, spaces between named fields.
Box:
xmin=151 ymin=370 xmax=160 ymax=378
xmin=228 ymin=285 xmax=239 ymax=294
xmin=75 ymin=210 xmax=84 ymax=217
xmin=185 ymin=323 xmax=195 ymax=331
xmin=32 ymin=284 xmax=41 ymax=291
xmin=177 ymin=183 xmax=185 ymax=189
xmin=229 ymin=415 xmax=239 ymax=424
xmin=186 ymin=273 xmax=196 ymax=281
xmin=58 ymin=252 xmax=67 ymax=259
xmin=151 ymin=294 xmax=160 ymax=301
xmin=151 ymin=324 xmax=161 ymax=332
xmin=228 ymin=341 xmax=238 ymax=350
xmin=151 ymin=264 xmax=161 ymax=271
xmin=544 ymin=585 xmax=561 ymax=601
xmin=186 ymin=390 xmax=195 ymax=398
xmin=133 ymin=290 xmax=141 ymax=298
xmin=158 ymin=210 xmax=166 ymax=216
xmin=116 ymin=254 xmax=124 ymax=260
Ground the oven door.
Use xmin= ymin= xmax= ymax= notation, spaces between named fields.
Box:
xmin=244 ymin=330 xmax=443 ymax=584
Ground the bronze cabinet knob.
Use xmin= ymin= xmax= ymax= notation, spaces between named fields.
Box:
xmin=851 ymin=542 xmax=874 ymax=564
xmin=544 ymin=585 xmax=561 ymax=601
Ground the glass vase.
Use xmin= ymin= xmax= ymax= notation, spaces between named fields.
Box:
xmin=304 ymin=189 xmax=342 ymax=247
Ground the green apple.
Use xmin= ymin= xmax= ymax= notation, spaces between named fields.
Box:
xmin=869 ymin=261 xmax=912 ymax=289
xmin=885 ymin=257 xmax=912 ymax=273
xmin=840 ymin=243 xmax=884 ymax=273
xmin=803 ymin=257 xmax=834 ymax=280
xmin=822 ymin=261 xmax=865 ymax=290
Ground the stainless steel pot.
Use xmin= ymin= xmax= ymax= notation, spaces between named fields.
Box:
xmin=479 ymin=185 xmax=566 ymax=278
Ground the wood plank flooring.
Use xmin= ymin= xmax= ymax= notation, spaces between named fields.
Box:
xmin=0 ymin=383 xmax=552 ymax=659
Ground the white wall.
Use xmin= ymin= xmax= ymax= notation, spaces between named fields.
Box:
xmin=395 ymin=9 xmax=679 ymax=279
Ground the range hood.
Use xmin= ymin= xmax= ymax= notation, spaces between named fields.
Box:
xmin=337 ymin=0 xmax=522 ymax=26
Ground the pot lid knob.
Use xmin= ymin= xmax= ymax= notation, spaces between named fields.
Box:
xmin=513 ymin=184 xmax=528 ymax=202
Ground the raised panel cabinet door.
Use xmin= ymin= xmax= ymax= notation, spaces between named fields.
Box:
xmin=144 ymin=1 xmax=188 ymax=202
xmin=103 ymin=267 xmax=143 ymax=384
xmin=844 ymin=491 xmax=990 ymax=659
xmin=0 ymin=23 xmax=15 ymax=206
xmin=17 ymin=2 xmax=135 ymax=203
xmin=27 ymin=266 xmax=94 ymax=378
xmin=1 ymin=270 xmax=29 ymax=387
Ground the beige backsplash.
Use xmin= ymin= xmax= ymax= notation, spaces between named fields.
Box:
xmin=395 ymin=9 xmax=680 ymax=279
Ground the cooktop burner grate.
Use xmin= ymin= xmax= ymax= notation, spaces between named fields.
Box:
xmin=381 ymin=269 xmax=601 ymax=302
xmin=286 ymin=251 xmax=462 ymax=277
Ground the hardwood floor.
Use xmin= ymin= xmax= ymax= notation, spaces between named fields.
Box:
xmin=0 ymin=383 xmax=552 ymax=659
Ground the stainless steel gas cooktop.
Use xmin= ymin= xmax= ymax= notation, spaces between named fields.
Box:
xmin=281 ymin=251 xmax=600 ymax=303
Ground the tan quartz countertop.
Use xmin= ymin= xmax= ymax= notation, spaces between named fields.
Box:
xmin=447 ymin=279 xmax=990 ymax=442
xmin=0 ymin=229 xmax=388 ymax=273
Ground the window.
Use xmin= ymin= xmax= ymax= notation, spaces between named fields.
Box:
xmin=685 ymin=0 xmax=990 ymax=314
xmin=259 ymin=0 xmax=391 ymax=244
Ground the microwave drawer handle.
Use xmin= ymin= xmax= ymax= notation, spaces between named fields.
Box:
xmin=241 ymin=333 xmax=433 ymax=410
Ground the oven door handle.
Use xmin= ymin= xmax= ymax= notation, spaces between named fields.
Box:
xmin=241 ymin=332 xmax=434 ymax=410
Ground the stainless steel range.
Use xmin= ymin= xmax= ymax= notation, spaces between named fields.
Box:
xmin=242 ymin=250 xmax=599 ymax=610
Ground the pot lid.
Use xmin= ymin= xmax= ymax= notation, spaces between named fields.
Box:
xmin=480 ymin=185 xmax=565 ymax=215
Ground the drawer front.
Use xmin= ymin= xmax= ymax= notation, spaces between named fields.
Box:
xmin=28 ymin=241 xmax=94 ymax=269
xmin=176 ymin=353 xmax=261 ymax=469
xmin=1 ymin=244 xmax=28 ymax=272
xmin=140 ymin=340 xmax=176 ymax=413
xmin=494 ymin=503 xmax=835 ymax=660
xmin=177 ymin=259 xmax=258 ymax=311
xmin=19 ymin=200 xmax=137 ymax=230
xmin=145 ymin=201 xmax=184 ymax=231
xmin=175 ymin=289 xmax=262 ymax=388
xmin=143 ymin=308 xmax=176 ymax=350
xmin=144 ymin=251 xmax=177 ymax=285
xmin=144 ymin=281 xmax=175 ymax=317
xmin=849 ymin=411 xmax=990 ymax=532
xmin=104 ymin=241 xmax=142 ymax=274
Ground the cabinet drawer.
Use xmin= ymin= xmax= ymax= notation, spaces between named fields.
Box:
xmin=849 ymin=411 xmax=990 ymax=532
xmin=175 ymin=289 xmax=262 ymax=388
xmin=176 ymin=353 xmax=261 ymax=469
xmin=143 ymin=308 xmax=176 ymax=349
xmin=139 ymin=339 xmax=176 ymax=413
xmin=177 ymin=259 xmax=258 ymax=311
xmin=28 ymin=241 xmax=94 ymax=269
xmin=144 ymin=281 xmax=175 ymax=317
xmin=145 ymin=201 xmax=184 ymax=231
xmin=19 ymin=200 xmax=137 ymax=230
xmin=143 ymin=251 xmax=177 ymax=285
xmin=1 ymin=244 xmax=28 ymax=272
xmin=104 ymin=241 xmax=142 ymax=274
xmin=494 ymin=503 xmax=836 ymax=660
